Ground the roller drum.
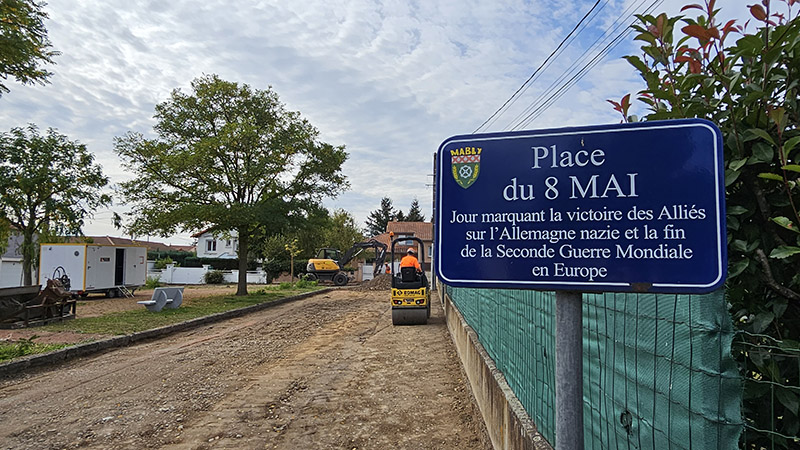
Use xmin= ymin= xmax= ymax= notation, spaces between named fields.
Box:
xmin=392 ymin=308 xmax=428 ymax=325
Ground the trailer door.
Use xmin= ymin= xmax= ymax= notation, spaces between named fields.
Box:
xmin=114 ymin=248 xmax=125 ymax=285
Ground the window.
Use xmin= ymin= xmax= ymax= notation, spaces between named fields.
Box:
xmin=206 ymin=239 xmax=217 ymax=252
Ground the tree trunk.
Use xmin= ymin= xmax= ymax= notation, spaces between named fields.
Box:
xmin=21 ymin=227 xmax=34 ymax=286
xmin=236 ymin=229 xmax=249 ymax=296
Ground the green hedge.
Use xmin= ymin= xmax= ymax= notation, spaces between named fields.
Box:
xmin=263 ymin=259 xmax=308 ymax=279
xmin=183 ymin=257 xmax=258 ymax=271
xmin=147 ymin=250 xmax=194 ymax=266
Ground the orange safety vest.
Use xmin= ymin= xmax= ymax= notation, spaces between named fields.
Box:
xmin=399 ymin=254 xmax=421 ymax=271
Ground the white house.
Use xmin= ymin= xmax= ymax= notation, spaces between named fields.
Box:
xmin=191 ymin=229 xmax=239 ymax=259
xmin=0 ymin=229 xmax=35 ymax=288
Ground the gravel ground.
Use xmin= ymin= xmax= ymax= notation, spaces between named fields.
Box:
xmin=0 ymin=289 xmax=491 ymax=449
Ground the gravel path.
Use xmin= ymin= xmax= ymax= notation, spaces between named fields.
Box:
xmin=0 ymin=289 xmax=490 ymax=449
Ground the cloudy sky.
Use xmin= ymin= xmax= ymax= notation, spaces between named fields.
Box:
xmin=0 ymin=0 xmax=754 ymax=245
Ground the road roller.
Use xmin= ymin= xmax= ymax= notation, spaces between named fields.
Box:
xmin=390 ymin=236 xmax=431 ymax=325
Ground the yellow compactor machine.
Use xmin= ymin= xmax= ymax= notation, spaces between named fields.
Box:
xmin=390 ymin=236 xmax=430 ymax=325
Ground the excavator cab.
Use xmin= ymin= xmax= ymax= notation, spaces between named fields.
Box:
xmin=390 ymin=236 xmax=430 ymax=325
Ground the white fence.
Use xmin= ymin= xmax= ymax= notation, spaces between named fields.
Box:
xmin=148 ymin=264 xmax=269 ymax=285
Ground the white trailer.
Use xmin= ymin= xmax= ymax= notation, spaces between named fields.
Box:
xmin=39 ymin=243 xmax=147 ymax=297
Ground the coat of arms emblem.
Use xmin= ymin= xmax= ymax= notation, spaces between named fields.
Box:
xmin=451 ymin=153 xmax=480 ymax=189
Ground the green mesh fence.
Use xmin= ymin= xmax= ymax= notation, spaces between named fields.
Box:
xmin=444 ymin=285 xmax=742 ymax=449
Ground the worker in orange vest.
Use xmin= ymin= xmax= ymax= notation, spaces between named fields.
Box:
xmin=399 ymin=247 xmax=422 ymax=273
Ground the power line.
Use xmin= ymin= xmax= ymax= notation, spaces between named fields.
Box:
xmin=514 ymin=0 xmax=665 ymax=129
xmin=504 ymin=0 xmax=654 ymax=130
xmin=472 ymin=0 xmax=607 ymax=134
xmin=508 ymin=0 xmax=664 ymax=130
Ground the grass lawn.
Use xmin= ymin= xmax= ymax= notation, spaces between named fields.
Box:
xmin=0 ymin=339 xmax=71 ymax=363
xmin=0 ymin=285 xmax=323 ymax=361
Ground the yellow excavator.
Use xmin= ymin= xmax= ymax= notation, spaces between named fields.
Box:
xmin=305 ymin=239 xmax=387 ymax=286
xmin=390 ymin=236 xmax=430 ymax=325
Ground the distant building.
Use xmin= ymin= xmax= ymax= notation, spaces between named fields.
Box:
xmin=373 ymin=221 xmax=433 ymax=270
xmin=0 ymin=228 xmax=33 ymax=287
xmin=191 ymin=229 xmax=239 ymax=259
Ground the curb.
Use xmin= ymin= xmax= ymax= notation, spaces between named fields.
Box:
xmin=440 ymin=289 xmax=551 ymax=450
xmin=0 ymin=288 xmax=332 ymax=379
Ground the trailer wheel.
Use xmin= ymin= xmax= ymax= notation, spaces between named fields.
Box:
xmin=333 ymin=272 xmax=348 ymax=286
xmin=106 ymin=288 xmax=118 ymax=298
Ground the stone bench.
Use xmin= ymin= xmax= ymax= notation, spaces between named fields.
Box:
xmin=137 ymin=287 xmax=185 ymax=312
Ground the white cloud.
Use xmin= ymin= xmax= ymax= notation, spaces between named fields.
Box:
xmin=0 ymin=0 xmax=756 ymax=244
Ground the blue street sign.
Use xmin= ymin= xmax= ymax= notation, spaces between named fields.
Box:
xmin=435 ymin=119 xmax=726 ymax=293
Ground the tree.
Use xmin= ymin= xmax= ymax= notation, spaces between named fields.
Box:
xmin=617 ymin=1 xmax=799 ymax=445
xmin=0 ymin=0 xmax=59 ymax=96
xmin=406 ymin=197 xmax=426 ymax=222
xmin=259 ymin=208 xmax=364 ymax=262
xmin=0 ymin=124 xmax=110 ymax=285
xmin=365 ymin=197 xmax=396 ymax=236
xmin=115 ymin=74 xmax=348 ymax=296
xmin=284 ymin=238 xmax=301 ymax=284
xmin=323 ymin=209 xmax=365 ymax=252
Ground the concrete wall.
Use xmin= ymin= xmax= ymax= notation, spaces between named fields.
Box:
xmin=440 ymin=289 xmax=552 ymax=450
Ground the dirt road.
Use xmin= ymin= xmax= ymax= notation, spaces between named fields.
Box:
xmin=0 ymin=289 xmax=491 ymax=449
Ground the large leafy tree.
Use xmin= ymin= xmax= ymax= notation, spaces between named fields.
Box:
xmin=0 ymin=124 xmax=110 ymax=285
xmin=0 ymin=0 xmax=59 ymax=96
xmin=365 ymin=197 xmax=396 ymax=236
xmin=115 ymin=74 xmax=348 ymax=296
xmin=614 ymin=1 xmax=800 ymax=445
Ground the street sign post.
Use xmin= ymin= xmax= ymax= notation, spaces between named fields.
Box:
xmin=434 ymin=119 xmax=726 ymax=449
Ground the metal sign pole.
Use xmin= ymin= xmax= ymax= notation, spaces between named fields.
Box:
xmin=556 ymin=291 xmax=584 ymax=450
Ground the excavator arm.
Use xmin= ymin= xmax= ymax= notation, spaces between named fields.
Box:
xmin=338 ymin=239 xmax=388 ymax=276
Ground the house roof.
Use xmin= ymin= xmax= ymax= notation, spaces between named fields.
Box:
xmin=371 ymin=222 xmax=433 ymax=254
xmin=64 ymin=236 xmax=195 ymax=253
xmin=386 ymin=221 xmax=433 ymax=241
xmin=190 ymin=228 xmax=239 ymax=239
xmin=191 ymin=228 xmax=214 ymax=238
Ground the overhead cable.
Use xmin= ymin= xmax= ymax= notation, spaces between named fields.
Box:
xmin=510 ymin=0 xmax=665 ymax=130
xmin=472 ymin=0 xmax=607 ymax=134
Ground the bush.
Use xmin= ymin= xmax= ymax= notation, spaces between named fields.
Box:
xmin=145 ymin=276 xmax=162 ymax=289
xmin=618 ymin=3 xmax=800 ymax=446
xmin=295 ymin=278 xmax=317 ymax=289
xmin=263 ymin=259 xmax=309 ymax=280
xmin=153 ymin=257 xmax=174 ymax=269
xmin=204 ymin=270 xmax=226 ymax=284
xmin=278 ymin=282 xmax=293 ymax=290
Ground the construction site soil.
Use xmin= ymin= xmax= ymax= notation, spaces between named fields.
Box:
xmin=0 ymin=285 xmax=491 ymax=449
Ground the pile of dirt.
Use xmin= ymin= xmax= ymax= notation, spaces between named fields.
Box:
xmin=354 ymin=274 xmax=392 ymax=291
